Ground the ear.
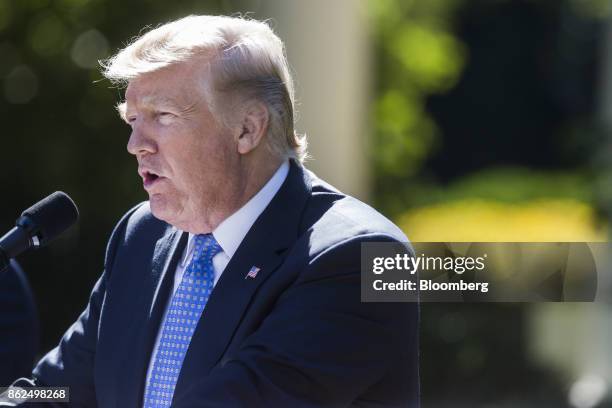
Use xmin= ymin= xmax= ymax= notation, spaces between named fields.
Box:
xmin=236 ymin=101 xmax=269 ymax=155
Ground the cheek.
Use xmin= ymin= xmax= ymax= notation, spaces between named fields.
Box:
xmin=196 ymin=129 xmax=237 ymax=170
xmin=156 ymin=128 xmax=198 ymax=173
xmin=161 ymin=124 xmax=237 ymax=187
xmin=167 ymin=142 xmax=215 ymax=189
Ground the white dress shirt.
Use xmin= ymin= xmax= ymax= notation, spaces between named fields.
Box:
xmin=144 ymin=160 xmax=289 ymax=389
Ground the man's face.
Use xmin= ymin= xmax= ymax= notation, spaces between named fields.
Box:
xmin=123 ymin=60 xmax=240 ymax=232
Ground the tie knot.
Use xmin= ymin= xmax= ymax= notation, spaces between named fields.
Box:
xmin=192 ymin=234 xmax=222 ymax=262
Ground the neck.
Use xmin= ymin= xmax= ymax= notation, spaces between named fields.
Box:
xmin=239 ymin=155 xmax=285 ymax=206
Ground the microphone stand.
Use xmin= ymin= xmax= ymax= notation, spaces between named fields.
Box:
xmin=0 ymin=218 xmax=40 ymax=274
xmin=0 ymin=250 xmax=9 ymax=274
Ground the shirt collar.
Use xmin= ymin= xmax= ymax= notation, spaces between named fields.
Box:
xmin=180 ymin=160 xmax=290 ymax=267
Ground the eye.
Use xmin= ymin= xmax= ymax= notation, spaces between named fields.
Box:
xmin=156 ymin=111 xmax=176 ymax=125
xmin=123 ymin=111 xmax=137 ymax=124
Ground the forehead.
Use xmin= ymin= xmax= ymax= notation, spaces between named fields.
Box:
xmin=125 ymin=60 xmax=209 ymax=107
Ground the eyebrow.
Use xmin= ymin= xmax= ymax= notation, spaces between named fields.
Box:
xmin=141 ymin=95 xmax=181 ymax=107
xmin=117 ymin=95 xmax=182 ymax=122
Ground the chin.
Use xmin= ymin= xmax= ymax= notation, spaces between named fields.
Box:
xmin=149 ymin=194 xmax=180 ymax=226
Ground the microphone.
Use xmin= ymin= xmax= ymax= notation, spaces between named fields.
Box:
xmin=0 ymin=192 xmax=79 ymax=273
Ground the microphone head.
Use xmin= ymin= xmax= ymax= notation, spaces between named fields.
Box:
xmin=20 ymin=191 xmax=79 ymax=247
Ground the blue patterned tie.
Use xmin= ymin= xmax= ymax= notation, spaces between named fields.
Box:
xmin=143 ymin=234 xmax=222 ymax=408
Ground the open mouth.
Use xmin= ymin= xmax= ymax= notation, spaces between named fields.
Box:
xmin=143 ymin=171 xmax=162 ymax=188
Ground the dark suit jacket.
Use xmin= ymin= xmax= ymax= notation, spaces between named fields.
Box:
xmin=0 ymin=260 xmax=39 ymax=386
xmin=14 ymin=161 xmax=419 ymax=407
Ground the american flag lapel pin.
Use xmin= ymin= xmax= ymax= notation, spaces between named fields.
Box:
xmin=245 ymin=266 xmax=261 ymax=279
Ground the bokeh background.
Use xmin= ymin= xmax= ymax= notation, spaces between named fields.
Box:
xmin=0 ymin=0 xmax=611 ymax=406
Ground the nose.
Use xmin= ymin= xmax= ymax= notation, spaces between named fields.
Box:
xmin=127 ymin=121 xmax=157 ymax=156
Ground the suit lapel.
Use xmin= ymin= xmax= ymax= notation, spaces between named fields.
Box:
xmin=148 ymin=228 xmax=186 ymax=317
xmin=117 ymin=226 xmax=187 ymax=408
xmin=175 ymin=160 xmax=312 ymax=393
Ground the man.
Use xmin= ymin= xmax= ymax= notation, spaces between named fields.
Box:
xmin=8 ymin=15 xmax=418 ymax=407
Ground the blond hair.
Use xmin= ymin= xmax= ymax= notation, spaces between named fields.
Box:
xmin=102 ymin=15 xmax=307 ymax=162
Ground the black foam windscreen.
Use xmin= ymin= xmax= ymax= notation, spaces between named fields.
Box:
xmin=20 ymin=191 xmax=79 ymax=246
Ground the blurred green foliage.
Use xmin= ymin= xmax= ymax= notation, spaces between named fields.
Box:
xmin=370 ymin=0 xmax=466 ymax=180
xmin=368 ymin=0 xmax=610 ymax=225
xmin=402 ymin=167 xmax=596 ymax=208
